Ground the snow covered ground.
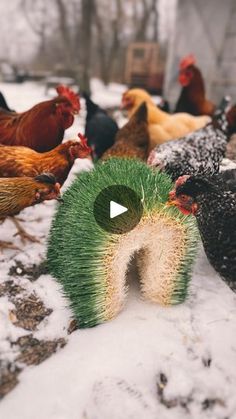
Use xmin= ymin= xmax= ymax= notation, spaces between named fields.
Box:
xmin=0 ymin=80 xmax=236 ymax=419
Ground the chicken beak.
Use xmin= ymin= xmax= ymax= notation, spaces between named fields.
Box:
xmin=55 ymin=182 xmax=63 ymax=202
xmin=56 ymin=196 xmax=64 ymax=203
xmin=166 ymin=200 xmax=178 ymax=207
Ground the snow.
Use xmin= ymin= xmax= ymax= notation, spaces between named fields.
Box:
xmin=0 ymin=81 xmax=236 ymax=419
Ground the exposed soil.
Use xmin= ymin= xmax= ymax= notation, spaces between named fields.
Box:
xmin=8 ymin=260 xmax=48 ymax=281
xmin=0 ymin=260 xmax=69 ymax=400
xmin=15 ymin=335 xmax=66 ymax=366
xmin=10 ymin=293 xmax=53 ymax=331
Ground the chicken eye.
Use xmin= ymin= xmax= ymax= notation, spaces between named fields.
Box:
xmin=179 ymin=194 xmax=188 ymax=201
xmin=35 ymin=190 xmax=41 ymax=200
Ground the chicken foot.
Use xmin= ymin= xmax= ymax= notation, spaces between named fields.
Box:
xmin=0 ymin=240 xmax=21 ymax=251
xmin=11 ymin=217 xmax=40 ymax=244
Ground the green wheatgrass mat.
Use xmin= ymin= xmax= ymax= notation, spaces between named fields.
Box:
xmin=47 ymin=158 xmax=199 ymax=328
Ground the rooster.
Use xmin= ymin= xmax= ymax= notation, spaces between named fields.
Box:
xmin=175 ymin=55 xmax=215 ymax=116
xmin=102 ymin=102 xmax=149 ymax=161
xmin=83 ymin=92 xmax=118 ymax=159
xmin=0 ymin=133 xmax=91 ymax=185
xmin=0 ymin=173 xmax=61 ymax=250
xmin=0 ymin=85 xmax=80 ymax=152
xmin=169 ymin=172 xmax=236 ymax=292
xmin=148 ymin=100 xmax=235 ymax=181
xmin=121 ymin=88 xmax=210 ymax=148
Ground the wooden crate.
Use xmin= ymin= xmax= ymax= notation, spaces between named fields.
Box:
xmin=125 ymin=43 xmax=163 ymax=94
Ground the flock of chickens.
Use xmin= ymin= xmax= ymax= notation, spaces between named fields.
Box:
xmin=0 ymin=85 xmax=92 ymax=248
xmin=0 ymin=54 xmax=235 ymax=293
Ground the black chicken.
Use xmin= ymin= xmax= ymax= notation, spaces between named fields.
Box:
xmin=219 ymin=169 xmax=236 ymax=193
xmin=148 ymin=99 xmax=236 ymax=181
xmin=158 ymin=98 xmax=170 ymax=113
xmin=0 ymin=91 xmax=14 ymax=112
xmin=169 ymin=171 xmax=236 ymax=291
xmin=83 ymin=92 xmax=118 ymax=159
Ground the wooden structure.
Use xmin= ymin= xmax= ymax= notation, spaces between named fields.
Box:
xmin=125 ymin=42 xmax=163 ymax=94
xmin=164 ymin=0 xmax=236 ymax=106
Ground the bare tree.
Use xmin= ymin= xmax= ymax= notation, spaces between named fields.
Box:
xmin=80 ymin=0 xmax=95 ymax=92
xmin=152 ymin=0 xmax=159 ymax=42
xmin=54 ymin=0 xmax=74 ymax=66
xmin=134 ymin=0 xmax=159 ymax=41
xmin=93 ymin=0 xmax=123 ymax=85
xmin=21 ymin=0 xmax=50 ymax=55
xmin=20 ymin=0 xmax=160 ymax=86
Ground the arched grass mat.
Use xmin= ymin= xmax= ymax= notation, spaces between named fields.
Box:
xmin=47 ymin=158 xmax=199 ymax=328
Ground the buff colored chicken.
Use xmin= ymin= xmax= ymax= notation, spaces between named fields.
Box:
xmin=121 ymin=88 xmax=211 ymax=150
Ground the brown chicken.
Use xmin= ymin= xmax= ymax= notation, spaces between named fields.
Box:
xmin=0 ymin=133 xmax=91 ymax=185
xmin=121 ymin=88 xmax=210 ymax=148
xmin=0 ymin=85 xmax=80 ymax=152
xmin=102 ymin=102 xmax=150 ymax=160
xmin=175 ymin=54 xmax=215 ymax=116
xmin=0 ymin=173 xmax=61 ymax=250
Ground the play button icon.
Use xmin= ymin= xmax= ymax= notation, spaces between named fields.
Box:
xmin=110 ymin=201 xmax=128 ymax=219
xmin=94 ymin=185 xmax=143 ymax=234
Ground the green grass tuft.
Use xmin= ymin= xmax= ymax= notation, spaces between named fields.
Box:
xmin=47 ymin=158 xmax=199 ymax=328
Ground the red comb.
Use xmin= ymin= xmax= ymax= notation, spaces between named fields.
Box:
xmin=180 ymin=54 xmax=196 ymax=70
xmin=175 ymin=175 xmax=190 ymax=188
xmin=56 ymin=85 xmax=80 ymax=112
xmin=77 ymin=133 xmax=92 ymax=153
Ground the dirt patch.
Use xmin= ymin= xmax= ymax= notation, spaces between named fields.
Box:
xmin=1 ymin=259 xmax=69 ymax=400
xmin=0 ymin=361 xmax=22 ymax=400
xmin=10 ymin=293 xmax=53 ymax=331
xmin=15 ymin=335 xmax=66 ymax=366
xmin=202 ymin=398 xmax=225 ymax=410
xmin=156 ymin=372 xmax=226 ymax=414
xmin=8 ymin=260 xmax=48 ymax=281
xmin=156 ymin=372 xmax=193 ymax=411
xmin=67 ymin=319 xmax=79 ymax=334
xmin=0 ymin=280 xmax=25 ymax=298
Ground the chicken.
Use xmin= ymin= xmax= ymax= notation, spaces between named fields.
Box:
xmin=158 ymin=98 xmax=170 ymax=113
xmin=0 ymin=91 xmax=14 ymax=112
xmin=83 ymin=92 xmax=118 ymax=159
xmin=0 ymin=85 xmax=80 ymax=152
xmin=169 ymin=172 xmax=236 ymax=291
xmin=148 ymin=100 xmax=235 ymax=181
xmin=0 ymin=173 xmax=61 ymax=250
xmin=0 ymin=133 xmax=91 ymax=185
xmin=175 ymin=54 xmax=215 ymax=116
xmin=121 ymin=88 xmax=210 ymax=148
xmin=102 ymin=102 xmax=149 ymax=161
xmin=219 ymin=168 xmax=236 ymax=193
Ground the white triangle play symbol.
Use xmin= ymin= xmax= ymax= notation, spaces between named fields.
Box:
xmin=110 ymin=201 xmax=128 ymax=219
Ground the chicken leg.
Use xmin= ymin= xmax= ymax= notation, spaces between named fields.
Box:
xmin=0 ymin=240 xmax=20 ymax=251
xmin=11 ymin=217 xmax=40 ymax=244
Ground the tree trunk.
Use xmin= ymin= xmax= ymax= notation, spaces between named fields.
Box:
xmin=80 ymin=0 xmax=95 ymax=94
xmin=94 ymin=0 xmax=122 ymax=85
xmin=152 ymin=0 xmax=159 ymax=42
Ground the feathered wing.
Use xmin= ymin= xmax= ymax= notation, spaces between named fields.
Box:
xmin=0 ymin=110 xmax=24 ymax=145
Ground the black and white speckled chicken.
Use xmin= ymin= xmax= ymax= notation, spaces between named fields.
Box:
xmin=169 ymin=171 xmax=236 ymax=291
xmin=148 ymin=99 xmax=236 ymax=181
